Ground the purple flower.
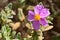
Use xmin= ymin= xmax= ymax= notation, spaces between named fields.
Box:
xmin=28 ymin=5 xmax=50 ymax=30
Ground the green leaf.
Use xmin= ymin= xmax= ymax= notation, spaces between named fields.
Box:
xmin=16 ymin=32 xmax=22 ymax=40
xmin=32 ymin=31 xmax=39 ymax=40
xmin=11 ymin=31 xmax=16 ymax=38
xmin=5 ymin=3 xmax=12 ymax=9
xmin=1 ymin=24 xmax=11 ymax=40
xmin=18 ymin=0 xmax=25 ymax=3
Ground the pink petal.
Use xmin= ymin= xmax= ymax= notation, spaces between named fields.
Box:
xmin=32 ymin=20 xmax=40 ymax=30
xmin=39 ymin=18 xmax=48 ymax=26
xmin=40 ymin=8 xmax=50 ymax=18
xmin=34 ymin=5 xmax=44 ymax=14
xmin=28 ymin=11 xmax=34 ymax=21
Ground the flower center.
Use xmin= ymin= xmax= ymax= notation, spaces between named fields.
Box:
xmin=34 ymin=14 xmax=40 ymax=20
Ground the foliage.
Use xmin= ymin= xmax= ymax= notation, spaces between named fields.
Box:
xmin=0 ymin=0 xmax=55 ymax=40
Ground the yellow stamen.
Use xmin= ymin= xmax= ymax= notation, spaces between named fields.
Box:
xmin=34 ymin=14 xmax=40 ymax=20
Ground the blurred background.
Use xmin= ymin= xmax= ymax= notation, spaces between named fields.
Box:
xmin=0 ymin=0 xmax=60 ymax=40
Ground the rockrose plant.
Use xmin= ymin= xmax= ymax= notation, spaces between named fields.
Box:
xmin=28 ymin=5 xmax=50 ymax=30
